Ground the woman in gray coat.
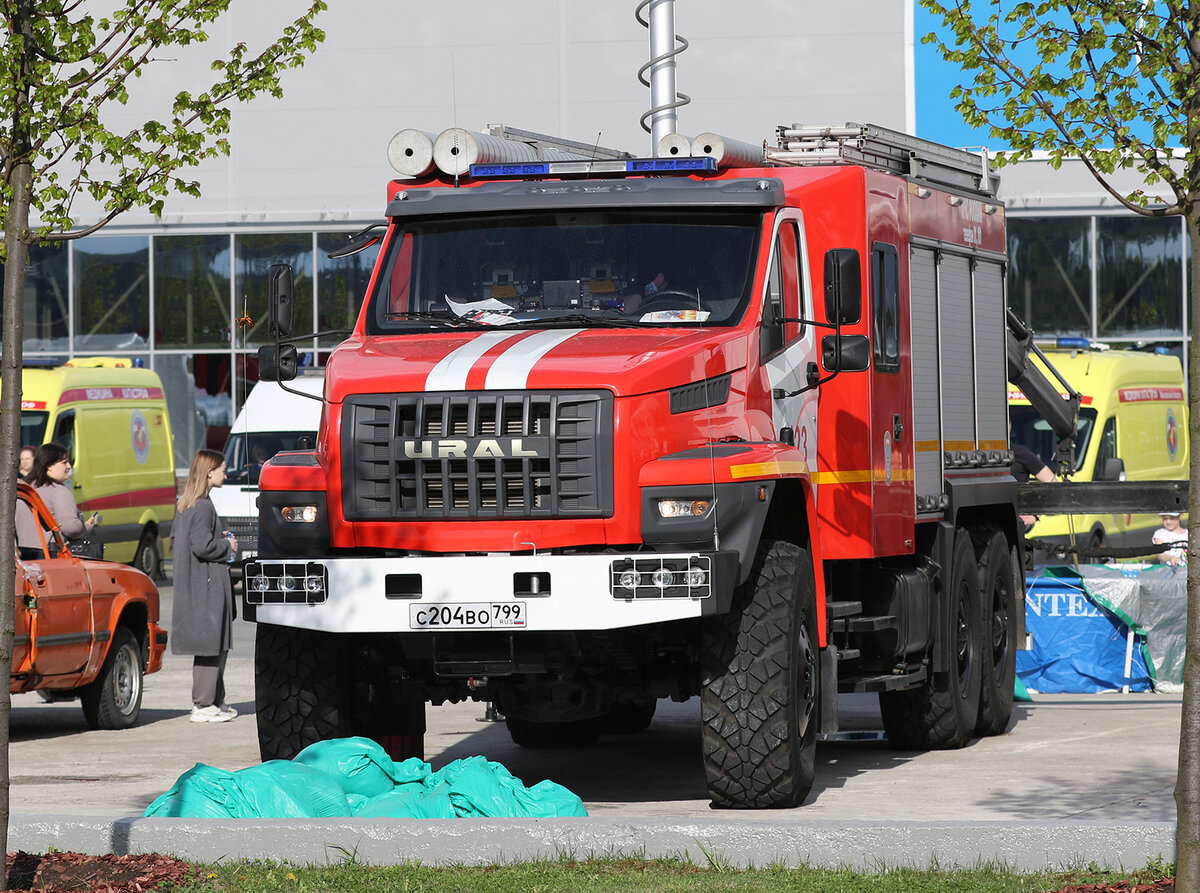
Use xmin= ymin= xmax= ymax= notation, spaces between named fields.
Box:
xmin=172 ymin=449 xmax=239 ymax=723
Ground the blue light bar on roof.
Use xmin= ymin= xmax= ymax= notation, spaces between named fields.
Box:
xmin=469 ymin=156 xmax=717 ymax=179
xmin=1055 ymin=337 xmax=1090 ymax=349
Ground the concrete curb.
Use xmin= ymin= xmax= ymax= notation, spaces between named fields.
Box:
xmin=11 ymin=816 xmax=1176 ymax=871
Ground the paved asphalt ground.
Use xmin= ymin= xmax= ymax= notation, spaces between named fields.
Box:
xmin=5 ymin=583 xmax=1182 ymax=870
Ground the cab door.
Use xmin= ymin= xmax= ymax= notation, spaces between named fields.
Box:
xmin=762 ymin=213 xmax=819 ymax=475
xmin=15 ymin=492 xmax=95 ymax=678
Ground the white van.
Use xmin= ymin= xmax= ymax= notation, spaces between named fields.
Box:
xmin=211 ymin=372 xmax=324 ymax=558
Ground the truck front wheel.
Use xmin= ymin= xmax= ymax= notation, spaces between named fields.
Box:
xmin=879 ymin=529 xmax=984 ymax=749
xmin=81 ymin=626 xmax=144 ymax=730
xmin=255 ymin=623 xmax=346 ymax=761
xmin=701 ymin=539 xmax=819 ymax=809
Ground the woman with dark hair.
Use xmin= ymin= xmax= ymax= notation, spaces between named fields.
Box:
xmin=29 ymin=443 xmax=99 ymax=543
xmin=172 ymin=449 xmax=239 ymax=723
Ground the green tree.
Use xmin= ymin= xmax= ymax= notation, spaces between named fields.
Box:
xmin=0 ymin=0 xmax=325 ymax=881
xmin=919 ymin=1 xmax=1199 ymax=886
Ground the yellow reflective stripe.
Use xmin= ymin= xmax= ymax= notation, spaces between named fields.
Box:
xmin=728 ymin=460 xmax=810 ymax=479
xmin=811 ymin=468 xmax=915 ymax=484
xmin=978 ymin=440 xmax=1007 ymax=450
xmin=944 ymin=440 xmax=975 ymax=450
xmin=914 ymin=440 xmax=941 ymax=452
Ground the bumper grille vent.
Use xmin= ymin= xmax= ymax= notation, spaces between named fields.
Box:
xmin=343 ymin=391 xmax=613 ymax=520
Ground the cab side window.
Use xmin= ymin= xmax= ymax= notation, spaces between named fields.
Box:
xmin=872 ymin=242 xmax=899 ymax=373
xmin=760 ymin=221 xmax=804 ymax=361
xmin=52 ymin=410 xmax=76 ymax=462
xmin=1093 ymin=417 xmax=1118 ymax=481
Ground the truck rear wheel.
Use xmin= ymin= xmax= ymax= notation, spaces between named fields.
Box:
xmin=879 ymin=530 xmax=984 ymax=749
xmin=81 ymin=626 xmax=143 ymax=730
xmin=975 ymin=530 xmax=1017 ymax=736
xmin=701 ymin=539 xmax=819 ymax=809
xmin=255 ymin=623 xmax=346 ymax=761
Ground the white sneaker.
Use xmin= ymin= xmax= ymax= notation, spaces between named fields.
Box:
xmin=190 ymin=705 xmax=235 ymax=723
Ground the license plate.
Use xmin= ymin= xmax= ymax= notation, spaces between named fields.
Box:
xmin=409 ymin=602 xmax=527 ymax=630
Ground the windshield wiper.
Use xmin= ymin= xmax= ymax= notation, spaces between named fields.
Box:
xmin=382 ymin=310 xmax=496 ymax=328
xmin=522 ymin=314 xmax=669 ymax=329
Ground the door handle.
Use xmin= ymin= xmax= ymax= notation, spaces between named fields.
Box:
xmin=893 ymin=414 xmax=904 ymax=441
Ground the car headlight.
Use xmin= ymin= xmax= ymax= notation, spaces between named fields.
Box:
xmin=281 ymin=504 xmax=319 ymax=523
xmin=656 ymin=498 xmax=711 ymax=518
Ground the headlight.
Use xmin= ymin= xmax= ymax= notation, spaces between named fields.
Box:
xmin=656 ymin=498 xmax=711 ymax=518
xmin=281 ymin=505 xmax=319 ymax=523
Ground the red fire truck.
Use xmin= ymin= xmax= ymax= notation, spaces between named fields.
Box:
xmin=244 ymin=123 xmax=1075 ymax=808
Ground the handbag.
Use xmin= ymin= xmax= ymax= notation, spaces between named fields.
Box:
xmin=67 ymin=538 xmax=105 ymax=560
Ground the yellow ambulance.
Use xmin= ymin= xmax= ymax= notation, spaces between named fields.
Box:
xmin=16 ymin=357 xmax=176 ymax=577
xmin=1009 ymin=342 xmax=1188 ymax=556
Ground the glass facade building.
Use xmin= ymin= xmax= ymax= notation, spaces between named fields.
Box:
xmin=4 ymin=228 xmax=379 ymax=468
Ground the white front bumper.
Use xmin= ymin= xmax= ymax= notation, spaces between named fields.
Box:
xmin=249 ymin=553 xmax=710 ymax=633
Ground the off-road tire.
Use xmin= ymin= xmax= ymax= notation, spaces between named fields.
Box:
xmin=974 ymin=529 xmax=1017 ymax=736
xmin=505 ymin=717 xmax=602 ymax=747
xmin=879 ymin=529 xmax=984 ymax=750
xmin=701 ymin=539 xmax=819 ymax=809
xmin=80 ymin=626 xmax=143 ymax=730
xmin=255 ymin=623 xmax=346 ymax=761
xmin=601 ymin=699 xmax=657 ymax=735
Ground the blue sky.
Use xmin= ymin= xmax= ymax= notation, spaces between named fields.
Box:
xmin=913 ymin=4 xmax=995 ymax=149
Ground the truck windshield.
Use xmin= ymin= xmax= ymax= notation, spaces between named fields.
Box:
xmin=366 ymin=209 xmax=762 ymax=332
xmin=1009 ymin=405 xmax=1096 ymax=475
xmin=224 ymin=431 xmax=317 ymax=486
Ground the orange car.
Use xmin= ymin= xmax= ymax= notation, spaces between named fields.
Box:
xmin=13 ymin=481 xmax=167 ymax=728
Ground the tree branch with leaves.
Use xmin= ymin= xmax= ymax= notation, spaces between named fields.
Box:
xmin=920 ymin=1 xmax=1200 ymax=887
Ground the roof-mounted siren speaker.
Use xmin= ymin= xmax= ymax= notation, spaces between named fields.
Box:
xmin=387 ymin=129 xmax=437 ymax=177
xmin=656 ymin=132 xmax=693 ymax=158
xmin=432 ymin=128 xmax=538 ymax=177
xmin=691 ymin=132 xmax=765 ymax=169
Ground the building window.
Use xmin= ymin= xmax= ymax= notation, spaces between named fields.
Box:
xmin=317 ymin=231 xmax=379 ymax=346
xmin=154 ymin=234 xmax=232 ymax=349
xmin=3 ymin=242 xmax=69 ymax=348
xmin=235 ymin=233 xmax=314 ymax=346
xmin=1007 ymin=217 xmax=1090 ymax=337
xmin=1097 ymin=216 xmax=1183 ymax=339
xmin=73 ymin=235 xmax=150 ymax=350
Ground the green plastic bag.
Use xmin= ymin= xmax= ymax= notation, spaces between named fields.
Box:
xmin=143 ymin=763 xmax=253 ymax=818
xmin=293 ymin=736 xmax=399 ymax=798
xmin=235 ymin=761 xmax=351 ymax=818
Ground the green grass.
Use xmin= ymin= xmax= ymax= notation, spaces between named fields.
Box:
xmin=174 ymin=855 xmax=1174 ymax=893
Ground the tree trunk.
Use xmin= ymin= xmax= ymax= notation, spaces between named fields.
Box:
xmin=0 ymin=156 xmax=32 ymax=893
xmin=0 ymin=7 xmax=37 ymax=887
xmin=1175 ymin=210 xmax=1200 ymax=892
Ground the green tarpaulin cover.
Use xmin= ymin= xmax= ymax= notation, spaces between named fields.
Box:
xmin=144 ymin=737 xmax=588 ymax=819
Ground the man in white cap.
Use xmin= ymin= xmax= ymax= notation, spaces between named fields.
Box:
xmin=1152 ymin=512 xmax=1187 ymax=566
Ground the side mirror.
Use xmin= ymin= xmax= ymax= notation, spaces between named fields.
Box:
xmin=258 ymin=344 xmax=298 ymax=383
xmin=1099 ymin=457 xmax=1126 ymax=482
xmin=268 ymin=264 xmax=294 ymax=339
xmin=824 ymin=248 xmax=862 ymax=325
xmin=821 ymin=333 xmax=871 ymax=372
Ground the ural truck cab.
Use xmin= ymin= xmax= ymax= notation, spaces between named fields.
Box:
xmin=246 ymin=123 xmax=1053 ymax=808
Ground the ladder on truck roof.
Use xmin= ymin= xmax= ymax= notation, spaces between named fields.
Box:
xmin=485 ymin=124 xmax=634 ymax=161
xmin=769 ymin=122 xmax=998 ymax=196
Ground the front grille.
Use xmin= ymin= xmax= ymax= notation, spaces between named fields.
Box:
xmin=222 ymin=516 xmax=258 ymax=553
xmin=342 ymin=391 xmax=613 ymax=520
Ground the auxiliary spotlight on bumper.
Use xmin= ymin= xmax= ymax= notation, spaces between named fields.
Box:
xmin=609 ymin=555 xmax=711 ymax=600
xmin=243 ymin=561 xmax=328 ymax=605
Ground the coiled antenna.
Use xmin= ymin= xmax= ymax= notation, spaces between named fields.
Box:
xmin=636 ymin=0 xmax=690 ymax=152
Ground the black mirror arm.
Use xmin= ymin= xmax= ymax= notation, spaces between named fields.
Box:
xmin=775 ymin=317 xmax=836 ymax=330
xmin=771 ymin=319 xmax=844 ymax=399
